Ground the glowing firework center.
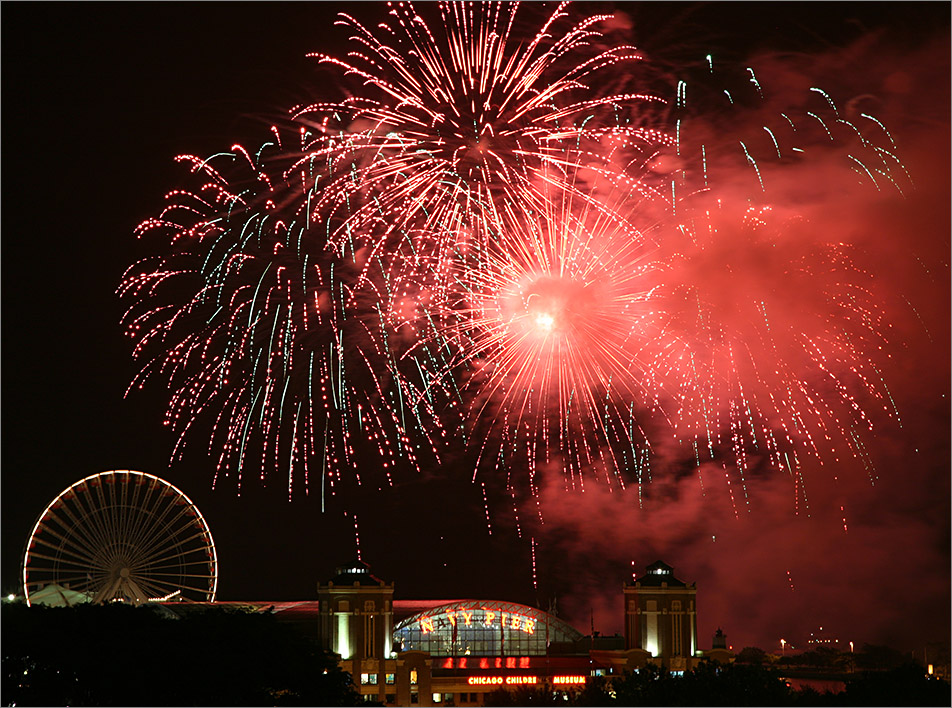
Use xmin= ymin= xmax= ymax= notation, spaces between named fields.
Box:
xmin=393 ymin=600 xmax=583 ymax=657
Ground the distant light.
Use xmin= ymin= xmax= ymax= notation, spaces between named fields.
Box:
xmin=6 ymin=594 xmax=14 ymax=601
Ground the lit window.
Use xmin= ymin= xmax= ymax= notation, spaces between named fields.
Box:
xmin=360 ymin=673 xmax=370 ymax=685
xmin=386 ymin=673 xmax=395 ymax=685
xmin=433 ymin=693 xmax=442 ymax=703
xmin=410 ymin=669 xmax=418 ymax=685
xmin=369 ymin=674 xmax=378 ymax=685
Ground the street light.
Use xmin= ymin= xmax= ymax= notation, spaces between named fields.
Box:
xmin=780 ymin=639 xmax=786 ymax=656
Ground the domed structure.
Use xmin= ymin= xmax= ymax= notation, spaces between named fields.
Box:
xmin=393 ymin=600 xmax=583 ymax=657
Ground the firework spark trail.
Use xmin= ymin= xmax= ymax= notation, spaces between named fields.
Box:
xmin=291 ymin=1 xmax=667 ymax=296
xmin=120 ymin=1 xmax=675 ymax=500
xmin=632 ymin=58 xmax=914 ymax=496
xmin=118 ymin=131 xmax=451 ymax=497
xmin=120 ymin=1 xmax=914 ymax=544
xmin=388 ymin=163 xmax=676 ymax=498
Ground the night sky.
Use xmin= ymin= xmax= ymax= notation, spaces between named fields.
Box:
xmin=3 ymin=2 xmax=949 ymax=655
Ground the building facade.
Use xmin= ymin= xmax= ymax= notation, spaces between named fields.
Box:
xmin=309 ymin=559 xmax=711 ymax=705
xmin=623 ymin=560 xmax=699 ymax=670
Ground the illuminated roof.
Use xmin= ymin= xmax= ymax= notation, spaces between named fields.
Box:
xmin=637 ymin=560 xmax=688 ymax=587
xmin=393 ymin=600 xmax=583 ymax=657
xmin=325 ymin=559 xmax=387 ymax=586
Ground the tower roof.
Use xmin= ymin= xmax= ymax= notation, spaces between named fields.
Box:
xmin=637 ymin=560 xmax=687 ymax=587
xmin=327 ymin=559 xmax=386 ymax=585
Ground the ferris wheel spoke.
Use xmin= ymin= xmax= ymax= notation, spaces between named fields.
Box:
xmin=139 ymin=551 xmax=213 ymax=572
xmin=42 ymin=505 xmax=109 ymax=563
xmin=24 ymin=548 xmax=96 ymax=572
xmin=138 ymin=524 xmax=212 ymax=566
xmin=68 ymin=487 xmax=117 ymax=559
xmin=119 ymin=477 xmax=146 ymax=552
xmin=99 ymin=480 xmax=128 ymax=560
xmin=135 ymin=507 xmax=197 ymax=563
xmin=139 ymin=570 xmax=216 ymax=580
xmin=128 ymin=506 xmax=181 ymax=561
xmin=133 ymin=575 xmax=181 ymax=601
xmin=95 ymin=478 xmax=128 ymax=560
xmin=108 ymin=478 xmax=132 ymax=558
xmin=124 ymin=509 xmax=165 ymax=561
xmin=123 ymin=477 xmax=161 ymax=549
xmin=105 ymin=476 xmax=119 ymax=550
xmin=45 ymin=572 xmax=99 ymax=589
xmin=128 ymin=488 xmax=185 ymax=557
xmin=26 ymin=536 xmax=107 ymax=570
xmin=115 ymin=474 xmax=132 ymax=546
xmin=83 ymin=482 xmax=115 ymax=552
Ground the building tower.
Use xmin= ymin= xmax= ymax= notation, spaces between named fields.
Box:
xmin=624 ymin=560 xmax=698 ymax=665
xmin=317 ymin=560 xmax=395 ymax=703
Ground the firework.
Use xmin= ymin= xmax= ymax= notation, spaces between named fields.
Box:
xmin=392 ymin=165 xmax=671 ymax=508
xmin=292 ymin=0 xmax=666 ymax=292
xmin=120 ymin=1 xmax=668 ymax=498
xmin=120 ymin=2 xmax=911 ymax=519
xmin=118 ymin=131 xmax=450 ymax=499
xmin=635 ymin=60 xmax=912 ymax=502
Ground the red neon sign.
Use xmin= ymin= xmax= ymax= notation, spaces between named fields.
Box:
xmin=467 ymin=676 xmax=538 ymax=686
xmin=465 ymin=675 xmax=588 ymax=687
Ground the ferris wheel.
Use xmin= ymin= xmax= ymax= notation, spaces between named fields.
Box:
xmin=22 ymin=470 xmax=218 ymax=606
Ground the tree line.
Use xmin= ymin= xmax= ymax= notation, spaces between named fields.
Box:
xmin=2 ymin=602 xmax=362 ymax=706
xmin=482 ymin=660 xmax=950 ymax=707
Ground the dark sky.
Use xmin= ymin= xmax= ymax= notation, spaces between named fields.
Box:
xmin=3 ymin=2 xmax=949 ymax=655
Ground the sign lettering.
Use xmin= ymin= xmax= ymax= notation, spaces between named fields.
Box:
xmin=440 ymin=657 xmax=532 ymax=670
xmin=415 ymin=609 xmax=538 ymax=635
xmin=467 ymin=676 xmax=539 ymax=686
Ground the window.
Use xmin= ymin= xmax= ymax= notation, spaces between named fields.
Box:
xmin=386 ymin=695 xmax=395 ymax=704
xmin=410 ymin=694 xmax=419 ymax=704
xmin=433 ymin=694 xmax=442 ymax=703
xmin=410 ymin=669 xmax=418 ymax=685
xmin=360 ymin=673 xmax=377 ymax=685
xmin=364 ymin=614 xmax=376 ymax=657
xmin=385 ymin=673 xmax=395 ymax=685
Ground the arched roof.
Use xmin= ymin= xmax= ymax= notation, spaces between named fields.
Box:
xmin=394 ymin=599 xmax=583 ymax=643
